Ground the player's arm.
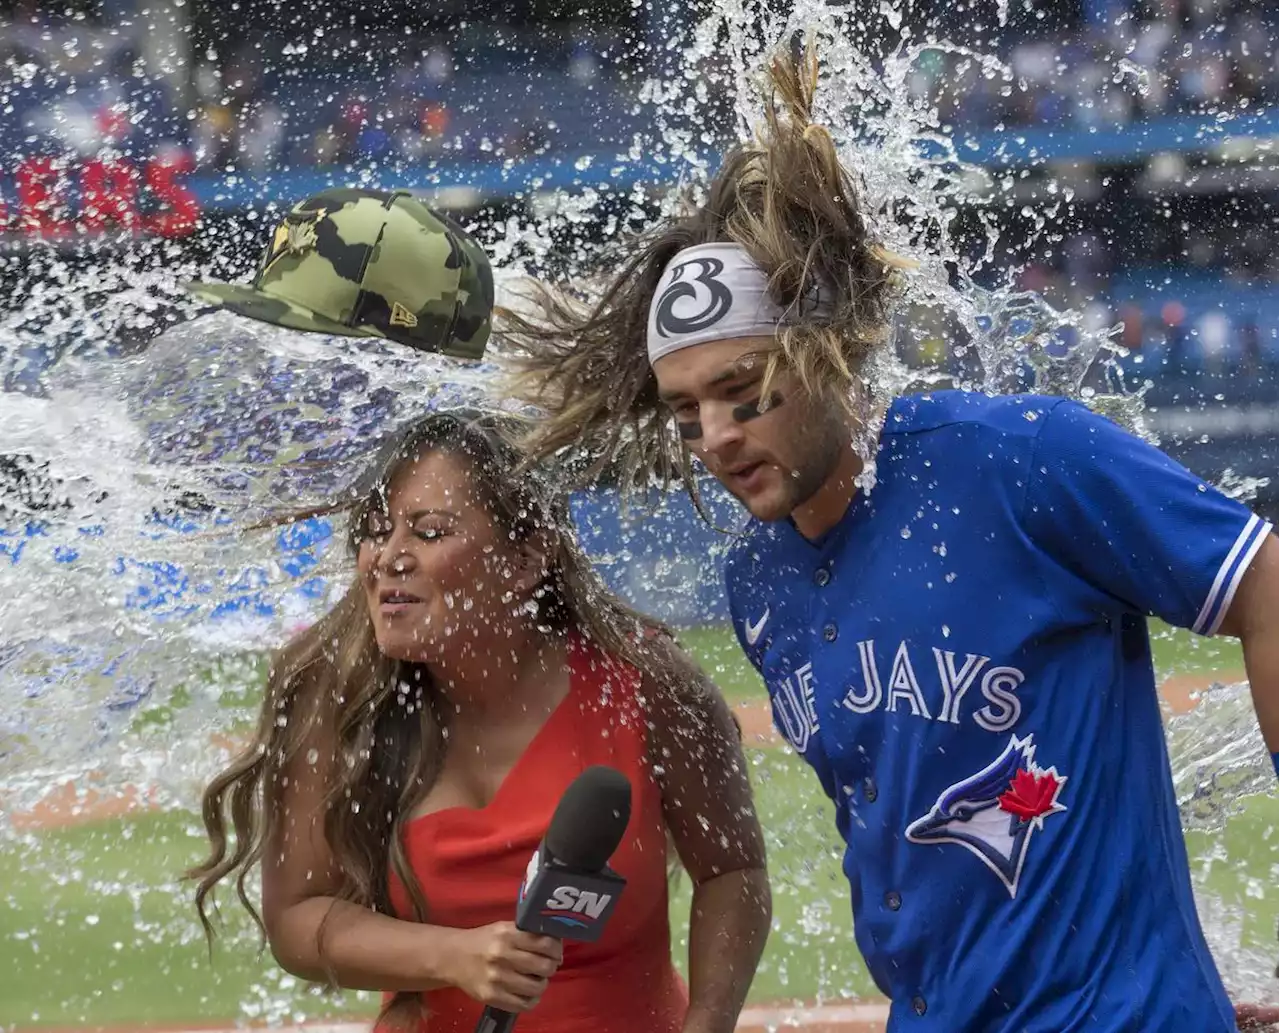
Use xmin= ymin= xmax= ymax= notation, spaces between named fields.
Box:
xmin=1215 ymin=534 xmax=1278 ymax=767
xmin=1022 ymin=400 xmax=1276 ymax=771
xmin=1233 ymin=1001 xmax=1280 ymax=1030
xmin=645 ymin=641 xmax=772 ymax=1033
xmin=259 ymin=668 xmax=559 ymax=1004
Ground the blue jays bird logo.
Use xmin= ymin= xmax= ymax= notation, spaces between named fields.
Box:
xmin=906 ymin=734 xmax=1067 ymax=898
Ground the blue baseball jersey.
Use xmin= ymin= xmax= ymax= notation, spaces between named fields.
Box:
xmin=724 ymin=390 xmax=1273 ymax=1032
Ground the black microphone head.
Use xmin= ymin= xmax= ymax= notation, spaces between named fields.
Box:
xmin=545 ymin=765 xmax=632 ymax=872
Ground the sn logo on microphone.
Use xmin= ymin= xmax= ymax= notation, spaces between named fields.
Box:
xmin=517 ymin=862 xmax=625 ymax=942
xmin=542 ymin=886 xmax=613 ymax=929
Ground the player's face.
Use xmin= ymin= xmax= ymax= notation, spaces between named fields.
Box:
xmin=355 ymin=450 xmax=526 ymax=664
xmin=653 ymin=336 xmax=846 ymax=522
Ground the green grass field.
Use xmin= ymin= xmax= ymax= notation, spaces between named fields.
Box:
xmin=0 ymin=621 xmax=1271 ymax=1028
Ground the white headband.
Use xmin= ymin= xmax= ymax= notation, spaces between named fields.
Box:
xmin=646 ymin=242 xmax=833 ymax=365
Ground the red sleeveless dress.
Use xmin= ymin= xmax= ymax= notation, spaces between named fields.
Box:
xmin=386 ymin=633 xmax=688 ymax=1033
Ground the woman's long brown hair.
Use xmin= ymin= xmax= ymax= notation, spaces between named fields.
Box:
xmin=498 ymin=40 xmax=912 ymax=502
xmin=186 ymin=409 xmax=699 ymax=1029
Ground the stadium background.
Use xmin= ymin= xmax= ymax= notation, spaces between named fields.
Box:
xmin=0 ymin=2 xmax=1276 ymax=1029
xmin=0 ymin=0 xmax=1275 ymax=628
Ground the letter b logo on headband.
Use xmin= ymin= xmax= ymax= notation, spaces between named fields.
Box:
xmin=652 ymin=256 xmax=734 ymax=338
xmin=646 ymin=242 xmax=834 ymax=366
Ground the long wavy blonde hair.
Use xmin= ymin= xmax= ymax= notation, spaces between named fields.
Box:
xmin=499 ymin=40 xmax=912 ymax=501
xmin=187 ymin=409 xmax=702 ymax=1027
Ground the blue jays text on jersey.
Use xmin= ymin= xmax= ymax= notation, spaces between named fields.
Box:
xmin=724 ymin=390 xmax=1273 ymax=1033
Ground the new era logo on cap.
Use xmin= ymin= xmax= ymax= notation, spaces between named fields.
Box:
xmin=390 ymin=302 xmax=419 ymax=328
xmin=183 ymin=188 xmax=494 ymax=360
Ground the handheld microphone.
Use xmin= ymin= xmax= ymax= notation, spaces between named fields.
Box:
xmin=473 ymin=764 xmax=632 ymax=1033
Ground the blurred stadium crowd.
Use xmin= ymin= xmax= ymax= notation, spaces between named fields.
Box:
xmin=921 ymin=0 xmax=1275 ymax=132
xmin=3 ymin=1 xmax=1272 ymax=165
xmin=0 ymin=0 xmax=1275 ymax=383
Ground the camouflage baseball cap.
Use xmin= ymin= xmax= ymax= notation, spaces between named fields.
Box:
xmin=184 ymin=187 xmax=494 ymax=360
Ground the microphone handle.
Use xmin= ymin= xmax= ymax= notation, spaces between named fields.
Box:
xmin=475 ymin=1006 xmax=518 ymax=1033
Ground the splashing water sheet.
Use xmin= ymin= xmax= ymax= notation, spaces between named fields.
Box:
xmin=0 ymin=0 xmax=1274 ymax=1024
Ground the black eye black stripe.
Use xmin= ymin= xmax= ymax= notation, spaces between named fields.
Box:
xmin=732 ymin=392 xmax=785 ymax=423
xmin=674 ymin=391 xmax=785 ymax=440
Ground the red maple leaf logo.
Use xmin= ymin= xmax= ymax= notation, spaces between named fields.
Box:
xmin=998 ymin=767 xmax=1063 ymax=822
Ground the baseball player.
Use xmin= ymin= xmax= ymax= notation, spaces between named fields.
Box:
xmin=501 ymin=46 xmax=1279 ymax=1032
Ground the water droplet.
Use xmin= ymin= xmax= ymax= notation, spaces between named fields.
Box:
xmin=900 ymin=527 xmax=912 ymax=539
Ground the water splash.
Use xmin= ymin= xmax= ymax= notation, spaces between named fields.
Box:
xmin=662 ymin=1 xmax=1137 ymax=420
xmin=0 ymin=304 xmax=520 ymax=799
xmin=0 ymin=0 xmax=1274 ymax=1019
xmin=1115 ymin=58 xmax=1152 ymax=98
xmin=1169 ymin=681 xmax=1274 ymax=834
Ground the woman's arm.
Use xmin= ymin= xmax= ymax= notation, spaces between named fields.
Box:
xmin=258 ymin=714 xmax=456 ymax=991
xmin=259 ymin=677 xmax=561 ymax=1007
xmin=646 ymin=646 xmax=772 ymax=1033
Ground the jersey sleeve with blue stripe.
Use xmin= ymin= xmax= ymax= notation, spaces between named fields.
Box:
xmin=1022 ymin=398 xmax=1273 ymax=637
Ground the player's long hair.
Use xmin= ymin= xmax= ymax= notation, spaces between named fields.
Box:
xmin=186 ymin=410 xmax=713 ymax=1031
xmin=498 ymin=40 xmax=912 ymax=500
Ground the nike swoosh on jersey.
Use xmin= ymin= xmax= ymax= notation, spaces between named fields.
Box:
xmin=745 ymin=607 xmax=769 ymax=645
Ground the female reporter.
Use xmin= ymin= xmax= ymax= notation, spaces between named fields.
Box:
xmin=187 ymin=409 xmax=770 ymax=1033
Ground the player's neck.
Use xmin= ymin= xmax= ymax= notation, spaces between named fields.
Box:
xmin=791 ymin=442 xmax=864 ymax=542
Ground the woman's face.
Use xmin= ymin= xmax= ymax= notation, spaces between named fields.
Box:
xmin=356 ymin=448 xmax=531 ymax=665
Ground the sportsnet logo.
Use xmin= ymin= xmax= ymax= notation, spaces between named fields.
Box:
xmin=540 ymin=886 xmax=614 ymax=930
xmin=516 ymin=859 xmax=625 ymax=941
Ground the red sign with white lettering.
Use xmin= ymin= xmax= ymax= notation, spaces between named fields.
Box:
xmin=2 ymin=154 xmax=200 ymax=239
